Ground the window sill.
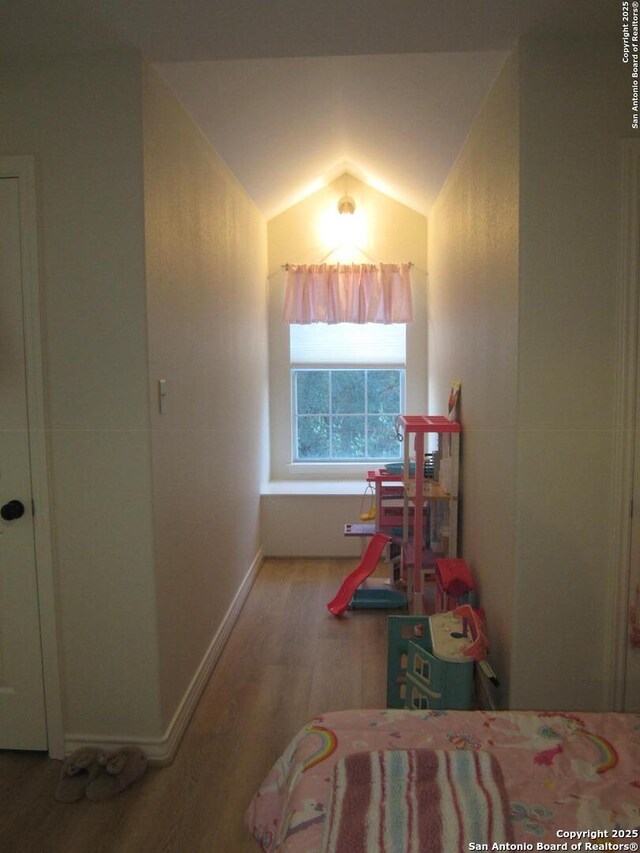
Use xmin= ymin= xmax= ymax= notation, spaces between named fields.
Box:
xmin=261 ymin=480 xmax=365 ymax=496
xmin=283 ymin=461 xmax=399 ymax=477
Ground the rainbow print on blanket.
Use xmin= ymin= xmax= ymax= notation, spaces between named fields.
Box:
xmin=321 ymin=748 xmax=513 ymax=853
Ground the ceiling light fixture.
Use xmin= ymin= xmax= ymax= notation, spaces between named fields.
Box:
xmin=337 ymin=195 xmax=356 ymax=215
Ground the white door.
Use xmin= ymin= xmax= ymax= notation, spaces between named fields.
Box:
xmin=0 ymin=175 xmax=48 ymax=749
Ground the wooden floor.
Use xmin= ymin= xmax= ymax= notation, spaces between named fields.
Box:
xmin=0 ymin=558 xmax=394 ymax=852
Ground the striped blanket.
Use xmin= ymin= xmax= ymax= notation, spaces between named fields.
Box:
xmin=321 ymin=749 xmax=513 ymax=853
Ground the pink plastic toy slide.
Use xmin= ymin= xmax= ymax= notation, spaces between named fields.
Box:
xmin=327 ymin=533 xmax=392 ymax=616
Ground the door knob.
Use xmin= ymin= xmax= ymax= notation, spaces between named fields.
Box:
xmin=1 ymin=500 xmax=25 ymax=521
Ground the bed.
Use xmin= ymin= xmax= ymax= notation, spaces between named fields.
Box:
xmin=245 ymin=708 xmax=640 ymax=852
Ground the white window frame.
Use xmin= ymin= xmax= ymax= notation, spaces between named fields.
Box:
xmin=290 ymin=366 xmax=406 ymax=463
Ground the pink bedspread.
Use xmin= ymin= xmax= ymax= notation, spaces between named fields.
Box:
xmin=245 ymin=709 xmax=640 ymax=852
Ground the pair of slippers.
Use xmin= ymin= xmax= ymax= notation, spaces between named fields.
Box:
xmin=55 ymin=745 xmax=147 ymax=803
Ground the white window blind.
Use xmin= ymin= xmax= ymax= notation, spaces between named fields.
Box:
xmin=290 ymin=323 xmax=406 ymax=365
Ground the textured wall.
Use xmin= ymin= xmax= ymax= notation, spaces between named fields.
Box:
xmin=142 ymin=65 xmax=268 ymax=728
xmin=511 ymin=36 xmax=628 ymax=710
xmin=429 ymin=35 xmax=628 ymax=711
xmin=428 ymin=51 xmax=520 ymax=706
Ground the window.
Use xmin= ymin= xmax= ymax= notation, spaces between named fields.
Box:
xmin=293 ymin=369 xmax=404 ymax=461
xmin=290 ymin=322 xmax=405 ymax=464
xmin=411 ymin=689 xmax=431 ymax=711
xmin=414 ymin=653 xmax=431 ymax=683
xmin=267 ymin=267 xmax=427 ymax=482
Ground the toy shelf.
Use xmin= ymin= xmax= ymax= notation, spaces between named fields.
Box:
xmin=403 ymin=481 xmax=451 ymax=501
xmin=397 ymin=415 xmax=461 ymax=434
xmin=396 ymin=414 xmax=461 ymax=614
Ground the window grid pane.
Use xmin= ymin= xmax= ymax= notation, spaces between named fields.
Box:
xmin=293 ymin=369 xmax=403 ymax=462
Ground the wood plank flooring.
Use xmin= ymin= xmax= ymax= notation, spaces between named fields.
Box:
xmin=0 ymin=558 xmax=395 ymax=852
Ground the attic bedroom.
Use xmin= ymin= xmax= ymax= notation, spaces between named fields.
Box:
xmin=1 ymin=0 xmax=639 ymax=849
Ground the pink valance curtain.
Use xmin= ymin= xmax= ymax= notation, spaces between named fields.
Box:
xmin=283 ymin=263 xmax=413 ymax=324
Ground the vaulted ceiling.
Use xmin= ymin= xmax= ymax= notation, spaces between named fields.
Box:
xmin=4 ymin=0 xmax=616 ymax=218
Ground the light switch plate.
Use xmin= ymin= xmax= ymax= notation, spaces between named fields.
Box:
xmin=158 ymin=379 xmax=168 ymax=414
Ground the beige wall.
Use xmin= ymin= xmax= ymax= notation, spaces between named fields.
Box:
xmin=429 ymin=36 xmax=628 ymax=711
xmin=0 ymin=52 xmax=268 ymax=752
xmin=262 ymin=488 xmax=365 ymax=557
xmin=511 ymin=36 xmax=628 ymax=709
xmin=263 ymin=175 xmax=429 ymax=556
xmin=267 ymin=176 xmax=429 ymax=279
xmin=0 ymin=53 xmax=163 ymax=739
xmin=142 ymin=65 xmax=268 ymax=727
xmin=428 ymin=51 xmax=520 ymax=706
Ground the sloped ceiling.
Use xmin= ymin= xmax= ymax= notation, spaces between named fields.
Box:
xmin=3 ymin=0 xmax=617 ymax=218
xmin=156 ymin=52 xmax=508 ymax=218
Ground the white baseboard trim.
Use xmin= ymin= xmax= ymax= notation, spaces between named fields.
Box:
xmin=63 ymin=547 xmax=264 ymax=763
xmin=156 ymin=546 xmax=264 ymax=763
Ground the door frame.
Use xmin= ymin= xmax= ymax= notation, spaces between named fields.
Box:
xmin=1 ymin=156 xmax=63 ymax=758
xmin=608 ymin=139 xmax=640 ymax=710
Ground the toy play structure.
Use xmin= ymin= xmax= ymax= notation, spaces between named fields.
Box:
xmin=327 ymin=533 xmax=407 ymax=616
xmin=338 ymin=387 xmax=464 ymax=617
xmin=395 ymin=415 xmax=461 ymax=613
xmin=344 ymin=416 xmax=462 ymax=615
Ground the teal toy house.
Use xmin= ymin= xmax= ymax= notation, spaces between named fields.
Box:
xmin=387 ymin=612 xmax=475 ymax=710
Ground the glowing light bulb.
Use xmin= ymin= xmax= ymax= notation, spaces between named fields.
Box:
xmin=317 ymin=196 xmax=367 ymax=262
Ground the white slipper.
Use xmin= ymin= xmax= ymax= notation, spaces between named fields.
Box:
xmin=86 ymin=746 xmax=147 ymax=801
xmin=55 ymin=747 xmax=105 ymax=803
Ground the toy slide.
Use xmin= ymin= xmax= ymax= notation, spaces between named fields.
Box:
xmin=327 ymin=533 xmax=394 ymax=616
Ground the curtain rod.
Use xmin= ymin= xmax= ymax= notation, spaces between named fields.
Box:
xmin=281 ymin=262 xmax=414 ymax=270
